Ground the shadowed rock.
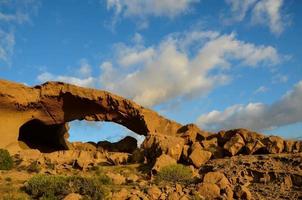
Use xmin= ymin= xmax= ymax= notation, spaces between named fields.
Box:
xmin=97 ymin=136 xmax=138 ymax=153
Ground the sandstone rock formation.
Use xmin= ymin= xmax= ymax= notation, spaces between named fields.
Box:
xmin=1 ymin=79 xmax=301 ymax=168
xmin=151 ymin=154 xmax=177 ymax=174
xmin=0 ymin=79 xmax=182 ymax=152
xmin=188 ymin=143 xmax=212 ymax=168
xmin=142 ymin=134 xmax=185 ymax=162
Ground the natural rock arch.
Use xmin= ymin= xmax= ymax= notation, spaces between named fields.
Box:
xmin=0 ymin=79 xmax=183 ymax=153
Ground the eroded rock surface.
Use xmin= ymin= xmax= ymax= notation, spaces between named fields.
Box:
xmin=0 ymin=79 xmax=182 ymax=152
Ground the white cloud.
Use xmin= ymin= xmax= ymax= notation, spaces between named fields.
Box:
xmin=225 ymin=0 xmax=289 ymax=35
xmin=0 ymin=30 xmax=15 ymax=63
xmin=37 ymin=72 xmax=95 ymax=88
xmin=36 ymin=31 xmax=282 ymax=107
xmin=0 ymin=0 xmax=40 ymax=66
xmin=225 ymin=0 xmax=257 ymax=22
xmin=0 ymin=11 xmax=29 ymax=24
xmin=197 ymin=81 xmax=302 ymax=131
xmin=37 ymin=59 xmax=95 ymax=88
xmin=272 ymin=73 xmax=288 ymax=83
xmin=254 ymin=86 xmax=268 ymax=94
xmin=106 ymin=0 xmax=199 ymax=28
xmin=99 ymin=31 xmax=281 ymax=107
xmin=77 ymin=59 xmax=92 ymax=78
xmin=252 ymin=0 xmax=286 ymax=35
xmin=132 ymin=33 xmax=144 ymax=44
xmin=116 ymin=44 xmax=155 ymax=67
xmin=107 ymin=0 xmax=199 ymax=18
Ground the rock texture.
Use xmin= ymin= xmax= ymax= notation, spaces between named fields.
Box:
xmin=97 ymin=136 xmax=138 ymax=153
xmin=0 ymin=79 xmax=182 ymax=152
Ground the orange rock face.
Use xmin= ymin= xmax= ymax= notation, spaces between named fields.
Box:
xmin=0 ymin=79 xmax=182 ymax=152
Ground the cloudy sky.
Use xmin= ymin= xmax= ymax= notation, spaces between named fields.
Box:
xmin=0 ymin=0 xmax=301 ymax=142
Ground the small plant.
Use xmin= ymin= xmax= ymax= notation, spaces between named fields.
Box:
xmin=27 ymin=161 xmax=41 ymax=173
xmin=25 ymin=174 xmax=106 ymax=200
xmin=155 ymin=164 xmax=193 ymax=184
xmin=45 ymin=160 xmax=55 ymax=170
xmin=90 ymin=166 xmax=112 ymax=185
xmin=90 ymin=165 xmax=99 ymax=172
xmin=0 ymin=149 xmax=13 ymax=170
xmin=98 ymin=173 xmax=112 ymax=185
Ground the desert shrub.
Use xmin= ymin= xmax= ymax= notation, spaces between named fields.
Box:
xmin=45 ymin=161 xmax=55 ymax=170
xmin=155 ymin=164 xmax=193 ymax=184
xmin=27 ymin=161 xmax=41 ymax=173
xmin=25 ymin=174 xmax=106 ymax=200
xmin=98 ymin=173 xmax=112 ymax=185
xmin=90 ymin=166 xmax=112 ymax=185
xmin=0 ymin=149 xmax=13 ymax=170
xmin=90 ymin=165 xmax=99 ymax=171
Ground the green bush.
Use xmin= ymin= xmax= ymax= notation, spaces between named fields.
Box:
xmin=25 ymin=174 xmax=106 ymax=200
xmin=90 ymin=166 xmax=112 ymax=185
xmin=45 ymin=161 xmax=55 ymax=170
xmin=0 ymin=149 xmax=13 ymax=170
xmin=155 ymin=164 xmax=193 ymax=184
xmin=98 ymin=173 xmax=112 ymax=185
xmin=27 ymin=161 xmax=41 ymax=173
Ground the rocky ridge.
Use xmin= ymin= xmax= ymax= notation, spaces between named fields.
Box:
xmin=0 ymin=79 xmax=301 ymax=200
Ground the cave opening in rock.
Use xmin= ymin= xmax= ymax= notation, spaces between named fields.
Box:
xmin=18 ymin=119 xmax=68 ymax=153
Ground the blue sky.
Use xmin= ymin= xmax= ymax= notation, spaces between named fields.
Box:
xmin=0 ymin=0 xmax=301 ymax=142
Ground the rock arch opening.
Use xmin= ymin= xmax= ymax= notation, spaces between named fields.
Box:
xmin=68 ymin=120 xmax=144 ymax=145
xmin=18 ymin=119 xmax=69 ymax=153
xmin=17 ymin=119 xmax=146 ymax=153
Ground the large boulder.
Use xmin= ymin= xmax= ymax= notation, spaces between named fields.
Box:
xmin=203 ymin=171 xmax=233 ymax=200
xmin=201 ymin=137 xmax=218 ymax=150
xmin=147 ymin=186 xmax=162 ymax=199
xmin=178 ymin=124 xmax=210 ymax=144
xmin=151 ymin=154 xmax=177 ymax=174
xmin=72 ymin=142 xmax=96 ymax=151
xmin=284 ymin=140 xmax=296 ymax=153
xmin=263 ymin=136 xmax=284 ymax=154
xmin=218 ymin=129 xmax=265 ymax=154
xmin=197 ymin=183 xmax=221 ymax=199
xmin=142 ymin=134 xmax=185 ymax=162
xmin=97 ymin=136 xmax=138 ymax=153
xmin=223 ymin=134 xmax=245 ymax=156
xmin=188 ymin=142 xmax=212 ymax=168
xmin=106 ymin=152 xmax=130 ymax=165
xmin=294 ymin=141 xmax=302 ymax=153
xmin=236 ymin=129 xmax=265 ymax=143
xmin=245 ymin=139 xmax=265 ymax=154
xmin=201 ymin=137 xmax=224 ymax=158
xmin=203 ymin=172 xmax=231 ymax=190
xmin=63 ymin=193 xmax=82 ymax=200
